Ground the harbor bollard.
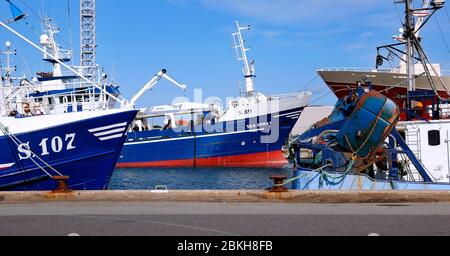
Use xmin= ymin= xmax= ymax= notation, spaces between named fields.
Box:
xmin=51 ymin=176 xmax=71 ymax=193
xmin=270 ymin=175 xmax=288 ymax=192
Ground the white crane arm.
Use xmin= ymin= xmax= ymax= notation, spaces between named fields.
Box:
xmin=128 ymin=69 xmax=187 ymax=107
xmin=129 ymin=69 xmax=165 ymax=107
xmin=162 ymin=73 xmax=187 ymax=91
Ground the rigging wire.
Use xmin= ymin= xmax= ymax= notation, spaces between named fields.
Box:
xmin=394 ymin=2 xmax=405 ymax=27
xmin=22 ymin=17 xmax=40 ymax=37
xmin=10 ymin=37 xmax=32 ymax=76
xmin=434 ymin=15 xmax=450 ymax=56
xmin=54 ymin=29 xmax=72 ymax=50
xmin=18 ymin=0 xmax=41 ymax=20
xmin=67 ymin=0 xmax=74 ymax=66
xmin=308 ymin=89 xmax=334 ymax=105
xmin=41 ymin=0 xmax=44 ymax=21
xmin=7 ymin=0 xmax=40 ymax=37
xmin=298 ymin=74 xmax=319 ymax=92
xmin=445 ymin=5 xmax=450 ymax=23
xmin=0 ymin=123 xmax=64 ymax=178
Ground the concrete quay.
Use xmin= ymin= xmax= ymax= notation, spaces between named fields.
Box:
xmin=1 ymin=190 xmax=450 ymax=203
xmin=2 ymin=190 xmax=450 ymax=236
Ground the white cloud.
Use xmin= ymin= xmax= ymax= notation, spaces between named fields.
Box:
xmin=294 ymin=27 xmax=350 ymax=39
xmin=344 ymin=31 xmax=378 ymax=51
xmin=189 ymin=0 xmax=393 ymax=25
xmin=164 ymin=0 xmax=401 ymax=49
xmin=260 ymin=30 xmax=285 ymax=40
xmin=165 ymin=0 xmax=190 ymax=4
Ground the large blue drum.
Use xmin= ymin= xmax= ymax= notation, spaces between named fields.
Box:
xmin=336 ymin=90 xmax=399 ymax=159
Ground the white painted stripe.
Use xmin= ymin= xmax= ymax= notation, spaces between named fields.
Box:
xmin=99 ymin=133 xmax=124 ymax=141
xmin=88 ymin=122 xmax=127 ymax=133
xmin=126 ymin=129 xmax=263 ymax=145
xmin=0 ymin=109 xmax=134 ymax=135
xmin=286 ymin=113 xmax=300 ymax=118
xmin=0 ymin=163 xmax=15 ymax=169
xmin=93 ymin=127 xmax=126 ymax=137
xmin=273 ymin=111 xmax=301 ymax=118
xmin=290 ymin=115 xmax=300 ymax=119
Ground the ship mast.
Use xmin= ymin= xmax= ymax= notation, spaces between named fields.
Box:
xmin=414 ymin=0 xmax=430 ymax=34
xmin=405 ymin=0 xmax=416 ymax=110
xmin=0 ymin=20 xmax=125 ymax=106
xmin=398 ymin=0 xmax=446 ymax=119
xmin=397 ymin=1 xmax=429 ymax=75
xmin=232 ymin=21 xmax=255 ymax=97
xmin=0 ymin=41 xmax=15 ymax=115
xmin=0 ymin=41 xmax=15 ymax=88
xmin=40 ymin=18 xmax=65 ymax=77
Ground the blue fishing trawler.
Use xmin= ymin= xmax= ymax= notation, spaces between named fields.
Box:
xmin=117 ymin=22 xmax=312 ymax=168
xmin=118 ymin=95 xmax=309 ymax=168
xmin=0 ymin=2 xmax=137 ymax=191
xmin=0 ymin=109 xmax=137 ymax=190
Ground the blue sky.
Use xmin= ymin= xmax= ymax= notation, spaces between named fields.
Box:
xmin=1 ymin=0 xmax=450 ymax=108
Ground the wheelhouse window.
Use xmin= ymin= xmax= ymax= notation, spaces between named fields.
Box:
xmin=428 ymin=130 xmax=441 ymax=146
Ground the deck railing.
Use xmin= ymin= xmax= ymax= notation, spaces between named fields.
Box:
xmin=316 ymin=67 xmax=398 ymax=73
xmin=317 ymin=67 xmax=450 ymax=77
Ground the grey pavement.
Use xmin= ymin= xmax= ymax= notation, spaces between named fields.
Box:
xmin=0 ymin=202 xmax=450 ymax=236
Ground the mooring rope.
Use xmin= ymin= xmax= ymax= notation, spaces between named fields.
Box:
xmin=318 ymin=158 xmax=355 ymax=188
xmin=275 ymin=156 xmax=356 ymax=189
xmin=274 ymin=164 xmax=332 ymax=187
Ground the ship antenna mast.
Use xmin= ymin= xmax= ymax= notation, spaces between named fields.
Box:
xmin=403 ymin=0 xmax=446 ymax=119
xmin=232 ymin=21 xmax=255 ymax=97
xmin=377 ymin=0 xmax=447 ymax=120
xmin=0 ymin=41 xmax=16 ymax=88
xmin=405 ymin=0 xmax=416 ymax=109
xmin=0 ymin=41 xmax=15 ymax=115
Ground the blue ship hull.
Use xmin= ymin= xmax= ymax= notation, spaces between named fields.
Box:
xmin=118 ymin=107 xmax=303 ymax=168
xmin=0 ymin=110 xmax=137 ymax=191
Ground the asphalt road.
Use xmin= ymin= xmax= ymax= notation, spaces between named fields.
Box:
xmin=1 ymin=202 xmax=450 ymax=236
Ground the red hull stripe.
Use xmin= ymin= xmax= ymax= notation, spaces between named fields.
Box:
xmin=116 ymin=151 xmax=288 ymax=168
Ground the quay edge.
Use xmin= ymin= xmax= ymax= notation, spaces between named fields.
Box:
xmin=1 ymin=190 xmax=450 ymax=204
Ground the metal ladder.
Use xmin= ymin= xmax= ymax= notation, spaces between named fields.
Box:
xmin=405 ymin=128 xmax=422 ymax=181
xmin=406 ymin=129 xmax=421 ymax=160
